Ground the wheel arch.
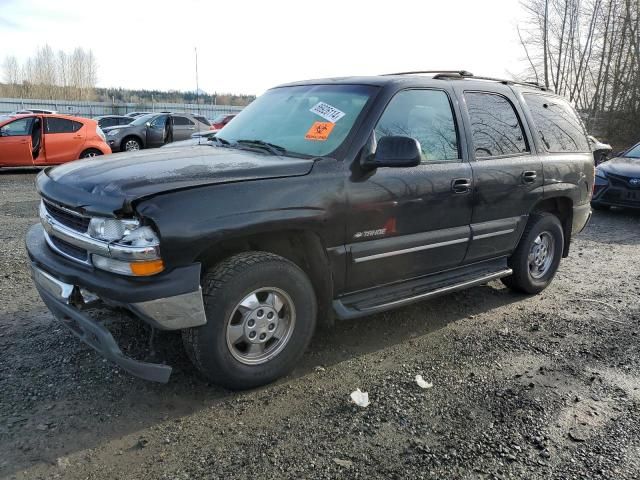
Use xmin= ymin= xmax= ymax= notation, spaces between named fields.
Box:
xmin=531 ymin=196 xmax=573 ymax=257
xmin=196 ymin=229 xmax=335 ymax=328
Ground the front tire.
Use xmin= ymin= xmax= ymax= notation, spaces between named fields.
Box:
xmin=182 ymin=252 xmax=317 ymax=390
xmin=122 ymin=137 xmax=141 ymax=152
xmin=501 ymin=213 xmax=564 ymax=294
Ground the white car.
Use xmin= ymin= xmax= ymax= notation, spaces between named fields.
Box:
xmin=11 ymin=108 xmax=57 ymax=115
xmin=588 ymin=135 xmax=612 ymax=165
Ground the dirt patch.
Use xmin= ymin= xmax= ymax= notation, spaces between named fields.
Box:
xmin=1 ymin=170 xmax=640 ymax=479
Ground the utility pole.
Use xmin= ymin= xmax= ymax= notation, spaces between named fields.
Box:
xmin=195 ymin=47 xmax=200 ymax=114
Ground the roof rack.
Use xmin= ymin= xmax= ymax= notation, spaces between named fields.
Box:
xmin=382 ymin=70 xmax=474 ymax=77
xmin=381 ymin=70 xmax=552 ymax=92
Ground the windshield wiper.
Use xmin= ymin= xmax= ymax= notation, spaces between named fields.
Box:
xmin=209 ymin=135 xmax=231 ymax=146
xmin=234 ymin=139 xmax=287 ymax=156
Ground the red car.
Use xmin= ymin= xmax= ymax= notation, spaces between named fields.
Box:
xmin=0 ymin=114 xmax=111 ymax=168
xmin=209 ymin=113 xmax=236 ymax=132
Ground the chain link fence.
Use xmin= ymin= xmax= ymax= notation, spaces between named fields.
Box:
xmin=0 ymin=97 xmax=244 ymax=119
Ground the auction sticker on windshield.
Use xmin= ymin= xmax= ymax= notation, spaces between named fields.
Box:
xmin=305 ymin=121 xmax=335 ymax=141
xmin=310 ymin=102 xmax=345 ymax=123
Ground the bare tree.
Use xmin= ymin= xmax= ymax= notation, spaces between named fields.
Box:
xmin=518 ymin=0 xmax=640 ymax=147
xmin=0 ymin=46 xmax=98 ymax=101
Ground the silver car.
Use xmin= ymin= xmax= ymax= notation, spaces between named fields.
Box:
xmin=102 ymin=112 xmax=211 ymax=152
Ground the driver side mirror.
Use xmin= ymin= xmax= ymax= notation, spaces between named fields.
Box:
xmin=362 ymin=136 xmax=422 ymax=170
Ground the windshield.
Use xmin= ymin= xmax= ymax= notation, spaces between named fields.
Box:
xmin=217 ymin=84 xmax=377 ymax=157
xmin=130 ymin=113 xmax=157 ymax=126
xmin=623 ymin=143 xmax=640 ymax=158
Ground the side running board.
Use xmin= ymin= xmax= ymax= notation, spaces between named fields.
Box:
xmin=333 ymin=263 xmax=512 ymax=320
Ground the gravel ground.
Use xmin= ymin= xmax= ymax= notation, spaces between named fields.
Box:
xmin=1 ymin=168 xmax=639 ymax=480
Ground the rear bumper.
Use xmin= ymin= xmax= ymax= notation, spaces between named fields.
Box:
xmin=572 ymin=202 xmax=592 ymax=235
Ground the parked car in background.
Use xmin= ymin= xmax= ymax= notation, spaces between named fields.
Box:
xmin=11 ymin=108 xmax=57 ymax=115
xmin=209 ymin=113 xmax=236 ymax=131
xmin=193 ymin=115 xmax=211 ymax=127
xmin=588 ymin=135 xmax=612 ymax=165
xmin=592 ymin=141 xmax=640 ymax=210
xmin=161 ymin=130 xmax=217 ymax=148
xmin=103 ymin=112 xmax=211 ymax=152
xmin=0 ymin=114 xmax=110 ymax=167
xmin=125 ymin=112 xmax=153 ymax=118
xmin=94 ymin=115 xmax=134 ymax=130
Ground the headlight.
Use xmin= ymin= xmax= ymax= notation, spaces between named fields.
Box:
xmin=88 ymin=218 xmax=163 ymax=276
xmin=89 ymin=217 xmax=140 ymax=241
xmin=107 ymin=129 xmax=120 ymax=136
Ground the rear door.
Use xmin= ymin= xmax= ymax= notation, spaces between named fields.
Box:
xmin=454 ymin=86 xmax=543 ymax=263
xmin=173 ymin=115 xmax=197 ymax=140
xmin=0 ymin=117 xmax=35 ymax=166
xmin=43 ymin=117 xmax=85 ymax=164
xmin=345 ymin=88 xmax=473 ymax=292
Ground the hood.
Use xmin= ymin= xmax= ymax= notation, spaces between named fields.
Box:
xmin=598 ymin=156 xmax=640 ymax=178
xmin=38 ymin=146 xmax=315 ymax=215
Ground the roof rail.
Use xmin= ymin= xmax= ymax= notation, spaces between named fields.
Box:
xmin=381 ymin=70 xmax=474 ymax=77
xmin=433 ymin=72 xmax=552 ymax=92
xmin=380 ymin=70 xmax=552 ymax=92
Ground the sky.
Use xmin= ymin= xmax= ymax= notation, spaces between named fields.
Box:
xmin=0 ymin=0 xmax=529 ymax=96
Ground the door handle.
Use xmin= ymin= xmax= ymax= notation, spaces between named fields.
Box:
xmin=452 ymin=178 xmax=472 ymax=194
xmin=522 ymin=171 xmax=537 ymax=184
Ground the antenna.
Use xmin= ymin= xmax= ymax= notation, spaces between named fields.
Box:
xmin=194 ymin=47 xmax=202 ymax=138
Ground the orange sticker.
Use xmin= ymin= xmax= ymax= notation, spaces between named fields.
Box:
xmin=305 ymin=121 xmax=335 ymax=141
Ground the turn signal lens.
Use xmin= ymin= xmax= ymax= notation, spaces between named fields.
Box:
xmin=92 ymin=254 xmax=164 ymax=276
xmin=130 ymin=259 xmax=165 ymax=276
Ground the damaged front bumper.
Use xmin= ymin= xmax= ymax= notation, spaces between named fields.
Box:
xmin=27 ymin=223 xmax=207 ymax=382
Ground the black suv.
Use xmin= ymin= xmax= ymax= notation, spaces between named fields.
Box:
xmin=27 ymin=71 xmax=593 ymax=389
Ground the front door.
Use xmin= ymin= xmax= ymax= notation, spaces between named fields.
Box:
xmin=0 ymin=116 xmax=35 ymax=167
xmin=345 ymin=88 xmax=473 ymax=292
xmin=146 ymin=114 xmax=169 ymax=148
xmin=454 ymin=87 xmax=544 ymax=263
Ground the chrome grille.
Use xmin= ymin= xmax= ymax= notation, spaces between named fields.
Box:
xmin=49 ymin=235 xmax=89 ymax=262
xmin=43 ymin=200 xmax=90 ymax=232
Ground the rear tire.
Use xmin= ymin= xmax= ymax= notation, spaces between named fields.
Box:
xmin=501 ymin=213 xmax=564 ymax=294
xmin=79 ymin=148 xmax=103 ymax=159
xmin=182 ymin=252 xmax=317 ymax=390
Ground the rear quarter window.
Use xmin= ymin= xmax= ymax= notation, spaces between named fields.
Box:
xmin=523 ymin=94 xmax=589 ymax=153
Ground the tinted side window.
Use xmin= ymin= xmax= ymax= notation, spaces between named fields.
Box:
xmin=194 ymin=115 xmax=210 ymax=125
xmin=100 ymin=118 xmax=116 ymax=128
xmin=173 ymin=116 xmax=194 ymax=126
xmin=523 ymin=94 xmax=589 ymax=152
xmin=0 ymin=117 xmax=34 ymax=136
xmin=375 ymin=89 xmax=460 ymax=162
xmin=46 ymin=118 xmax=82 ymax=134
xmin=119 ymin=118 xmax=132 ymax=125
xmin=150 ymin=115 xmax=168 ymax=128
xmin=465 ymin=92 xmax=528 ymax=158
